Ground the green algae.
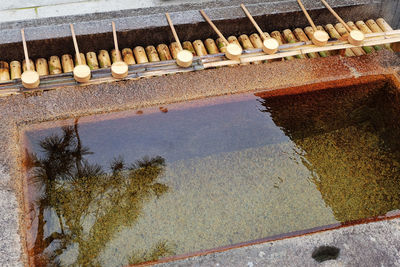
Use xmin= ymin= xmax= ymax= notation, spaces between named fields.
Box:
xmin=260 ymin=79 xmax=400 ymax=222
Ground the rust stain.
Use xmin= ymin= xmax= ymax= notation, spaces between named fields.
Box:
xmin=159 ymin=107 xmax=168 ymax=113
xmin=131 ymin=211 xmax=400 ymax=267
xmin=255 ymin=74 xmax=394 ymax=98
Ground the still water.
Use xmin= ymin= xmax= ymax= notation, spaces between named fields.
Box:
xmin=24 ymin=80 xmax=400 ymax=266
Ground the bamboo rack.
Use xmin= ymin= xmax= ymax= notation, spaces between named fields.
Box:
xmin=0 ymin=18 xmax=399 ymax=96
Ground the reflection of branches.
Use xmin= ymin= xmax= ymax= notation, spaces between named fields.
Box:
xmin=129 ymin=241 xmax=175 ymax=265
xmin=26 ymin=121 xmax=171 ymax=266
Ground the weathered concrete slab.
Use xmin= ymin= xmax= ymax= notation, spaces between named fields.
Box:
xmin=0 ymin=0 xmax=399 ymax=266
xmin=0 ymin=0 xmax=224 ymax=23
xmin=157 ymin=217 xmax=400 ymax=266
xmin=0 ymin=187 xmax=23 ymax=267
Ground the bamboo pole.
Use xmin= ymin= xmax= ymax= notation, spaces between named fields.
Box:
xmin=270 ymin=31 xmax=295 ymax=60
xmin=22 ymin=59 xmax=35 ymax=72
xmin=49 ymin=56 xmax=63 ymax=74
xmin=86 ymin=52 xmax=99 ymax=70
xmin=110 ymin=49 xmax=121 ymax=63
xmin=366 ymin=19 xmax=393 ymax=51
xmin=98 ymin=50 xmax=111 ymax=68
xmin=146 ymin=45 xmax=160 ymax=62
xmin=74 ymin=53 xmax=86 ymax=66
xmin=249 ymin=33 xmax=263 ymax=48
xmin=283 ymin=29 xmax=307 ymax=59
xmin=206 ymin=33 xmax=400 ymax=67
xmin=121 ymin=48 xmax=136 ymax=65
xmin=10 ymin=61 xmax=21 ymax=79
xmin=156 ymin=44 xmax=173 ymax=61
xmin=133 ymin=46 xmax=149 ymax=64
xmin=294 ymin=28 xmax=320 ymax=58
xmin=204 ymin=38 xmax=220 ymax=54
xmin=169 ymin=42 xmax=180 ymax=59
xmin=0 ymin=62 xmax=10 ymax=81
xmin=111 ymin=21 xmax=128 ymax=78
xmin=304 ymin=26 xmax=331 ymax=56
xmin=35 ymin=58 xmax=49 ymax=76
xmin=325 ymin=24 xmax=355 ymax=57
xmin=228 ymin=36 xmax=240 ymax=46
xmin=238 ymin=34 xmax=254 ymax=49
xmin=376 ymin=18 xmax=398 ymax=51
xmin=240 ymin=4 xmax=279 ymax=54
xmin=61 ymin=54 xmax=74 ymax=72
xmin=182 ymin=41 xmax=196 ymax=55
xmin=70 ymin=24 xmax=82 ymax=65
xmin=200 ymin=9 xmax=242 ymax=60
xmin=334 ymin=23 xmax=365 ymax=56
xmin=228 ymin=36 xmax=248 ymax=65
xmin=296 ymin=0 xmax=329 ymax=46
xmin=193 ymin=40 xmax=208 ymax=56
xmin=70 ymin=24 xmax=91 ymax=82
xmin=3 ymin=17 xmax=399 ymax=86
xmin=165 ymin=12 xmax=193 ymax=67
xmin=355 ymin=21 xmax=383 ymax=51
xmin=249 ymin=33 xmax=269 ymax=63
xmin=320 ymin=0 xmax=364 ymax=45
xmin=238 ymin=34 xmax=261 ymax=64
xmin=346 ymin=21 xmax=374 ymax=54
xmin=20 ymin=28 xmax=40 ymax=88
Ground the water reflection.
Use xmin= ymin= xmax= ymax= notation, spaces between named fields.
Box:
xmin=24 ymin=80 xmax=400 ymax=266
xmin=258 ymin=80 xmax=400 ymax=222
xmin=26 ymin=119 xmax=171 ymax=266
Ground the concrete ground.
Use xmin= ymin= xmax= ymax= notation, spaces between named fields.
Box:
xmin=0 ymin=0 xmax=215 ymax=23
xmin=0 ymin=0 xmax=400 ymax=267
xmin=159 ymin=217 xmax=400 ymax=267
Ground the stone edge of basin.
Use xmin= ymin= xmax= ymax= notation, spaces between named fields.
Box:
xmin=0 ymin=50 xmax=399 ymax=266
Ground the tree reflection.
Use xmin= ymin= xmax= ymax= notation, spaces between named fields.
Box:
xmin=26 ymin=119 xmax=171 ymax=266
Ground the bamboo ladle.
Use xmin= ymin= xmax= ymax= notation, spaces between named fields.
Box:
xmin=200 ymin=10 xmax=242 ymax=60
xmin=296 ymin=0 xmax=329 ymax=46
xmin=70 ymin=24 xmax=91 ymax=83
xmin=111 ymin=21 xmax=129 ymax=78
xmin=240 ymin=4 xmax=279 ymax=54
xmin=320 ymin=0 xmax=364 ymax=46
xmin=20 ymin=29 xmax=40 ymax=89
xmin=165 ymin=12 xmax=193 ymax=67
